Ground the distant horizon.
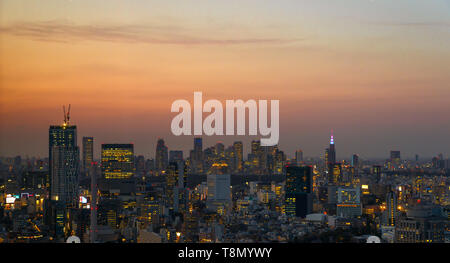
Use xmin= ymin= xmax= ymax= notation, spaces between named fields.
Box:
xmin=0 ymin=121 xmax=446 ymax=162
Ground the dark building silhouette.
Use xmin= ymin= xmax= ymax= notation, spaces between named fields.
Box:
xmin=155 ymin=139 xmax=168 ymax=172
xmin=285 ymin=165 xmax=312 ymax=218
xmin=82 ymin=137 xmax=94 ymax=176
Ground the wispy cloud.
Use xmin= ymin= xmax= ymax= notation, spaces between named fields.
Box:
xmin=0 ymin=20 xmax=303 ymax=45
xmin=366 ymin=21 xmax=450 ymax=27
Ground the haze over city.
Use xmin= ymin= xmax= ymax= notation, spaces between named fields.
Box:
xmin=1 ymin=0 xmax=449 ymax=159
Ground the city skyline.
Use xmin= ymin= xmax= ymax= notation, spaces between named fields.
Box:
xmin=0 ymin=1 xmax=449 ymax=245
xmin=1 ymin=119 xmax=447 ymax=161
xmin=1 ymin=0 xmax=450 ymax=158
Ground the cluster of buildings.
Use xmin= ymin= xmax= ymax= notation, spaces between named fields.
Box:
xmin=0 ymin=112 xmax=449 ymax=243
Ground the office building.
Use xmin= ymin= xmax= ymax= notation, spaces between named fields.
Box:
xmin=155 ymin=139 xmax=169 ymax=171
xmin=336 ymin=187 xmax=362 ymax=218
xmin=285 ymin=165 xmax=312 ymax=218
xmin=82 ymin=137 xmax=94 ymax=175
xmin=233 ymin=141 xmax=243 ymax=172
xmin=101 ymin=144 xmax=134 ymax=179
xmin=207 ymin=174 xmax=231 ymax=213
xmin=384 ymin=191 xmax=398 ymax=226
xmin=49 ymin=120 xmax=79 ymax=207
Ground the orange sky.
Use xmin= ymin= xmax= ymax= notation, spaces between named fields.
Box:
xmin=0 ymin=0 xmax=449 ymax=159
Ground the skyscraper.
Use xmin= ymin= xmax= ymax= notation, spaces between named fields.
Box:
xmin=285 ymin=165 xmax=312 ymax=218
xmin=50 ymin=144 xmax=79 ymax=206
xmin=251 ymin=140 xmax=262 ymax=169
xmin=166 ymin=162 xmax=180 ymax=211
xmin=327 ymin=131 xmax=337 ymax=184
xmin=328 ymin=131 xmax=336 ymax=165
xmin=48 ymin=107 xmax=80 ymax=239
xmin=49 ymin=118 xmax=79 ymax=207
xmin=351 ymin=154 xmax=359 ymax=168
xmin=82 ymin=137 xmax=94 ymax=176
xmin=101 ymin=144 xmax=134 ymax=179
xmin=384 ymin=191 xmax=398 ymax=226
xmin=233 ymin=141 xmax=243 ymax=172
xmin=192 ymin=137 xmax=203 ymax=173
xmin=155 ymin=139 xmax=168 ymax=172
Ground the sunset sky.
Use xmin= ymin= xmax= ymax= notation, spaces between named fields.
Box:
xmin=1 ymin=0 xmax=449 ymax=160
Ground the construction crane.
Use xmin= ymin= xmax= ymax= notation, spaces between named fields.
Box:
xmin=62 ymin=104 xmax=71 ymax=125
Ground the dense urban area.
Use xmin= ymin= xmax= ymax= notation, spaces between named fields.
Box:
xmin=0 ymin=114 xmax=449 ymax=243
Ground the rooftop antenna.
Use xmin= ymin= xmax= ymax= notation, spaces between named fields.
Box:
xmin=330 ymin=129 xmax=334 ymax=145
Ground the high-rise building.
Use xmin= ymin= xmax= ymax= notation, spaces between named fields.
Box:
xmin=326 ymin=131 xmax=336 ymax=185
xmin=215 ymin=142 xmax=225 ymax=157
xmin=384 ymin=191 xmax=398 ymax=226
xmin=328 ymin=131 xmax=336 ymax=165
xmin=82 ymin=137 xmax=94 ymax=175
xmin=101 ymin=144 xmax=134 ymax=179
xmin=49 ymin=122 xmax=79 ymax=207
xmin=390 ymin=151 xmax=401 ymax=168
xmin=285 ymin=165 xmax=312 ymax=218
xmin=395 ymin=204 xmax=446 ymax=243
xmin=331 ymin=163 xmax=342 ymax=185
xmin=251 ymin=140 xmax=262 ymax=169
xmin=48 ymin=107 xmax=80 ymax=239
xmin=295 ymin=149 xmax=303 ymax=165
xmin=166 ymin=162 xmax=180 ymax=211
xmin=207 ymin=174 xmax=231 ymax=213
xmin=336 ymin=187 xmax=362 ymax=218
xmin=233 ymin=141 xmax=243 ymax=172
xmin=372 ymin=165 xmax=382 ymax=182
xmin=192 ymin=137 xmax=203 ymax=173
xmin=351 ymin=154 xmax=359 ymax=168
xmin=50 ymin=145 xmax=79 ymax=206
xmin=135 ymin=155 xmax=146 ymax=176
xmin=155 ymin=139 xmax=168 ymax=172
xmin=169 ymin=150 xmax=183 ymax=163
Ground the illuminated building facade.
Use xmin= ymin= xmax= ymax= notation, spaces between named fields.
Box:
xmin=101 ymin=144 xmax=134 ymax=179
xmin=336 ymin=187 xmax=362 ymax=218
xmin=233 ymin=141 xmax=243 ymax=173
xmin=395 ymin=205 xmax=446 ymax=243
xmin=331 ymin=163 xmax=342 ymax=185
xmin=51 ymin=146 xmax=80 ymax=206
xmin=166 ymin=162 xmax=181 ymax=211
xmin=384 ymin=191 xmax=398 ymax=226
xmin=206 ymin=173 xmax=231 ymax=213
xmin=326 ymin=131 xmax=337 ymax=184
xmin=49 ymin=124 xmax=79 ymax=207
xmin=284 ymin=165 xmax=312 ymax=218
xmin=82 ymin=137 xmax=94 ymax=175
